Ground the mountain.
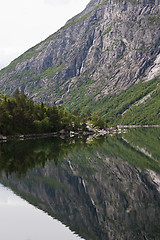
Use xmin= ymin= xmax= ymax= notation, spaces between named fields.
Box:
xmin=0 ymin=0 xmax=160 ymax=123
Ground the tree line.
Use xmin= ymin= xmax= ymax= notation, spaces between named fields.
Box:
xmin=0 ymin=90 xmax=88 ymax=136
xmin=0 ymin=90 xmax=107 ymax=136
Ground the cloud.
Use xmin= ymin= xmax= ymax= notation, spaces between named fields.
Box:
xmin=44 ymin=0 xmax=71 ymax=6
xmin=0 ymin=0 xmax=90 ymax=69
xmin=44 ymin=0 xmax=88 ymax=7
xmin=0 ymin=49 xmax=10 ymax=70
xmin=0 ymin=48 xmax=23 ymax=70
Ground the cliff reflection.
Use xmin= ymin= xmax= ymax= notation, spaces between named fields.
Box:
xmin=0 ymin=128 xmax=160 ymax=240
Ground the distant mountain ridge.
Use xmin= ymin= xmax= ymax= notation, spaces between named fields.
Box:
xmin=0 ymin=0 xmax=160 ymax=123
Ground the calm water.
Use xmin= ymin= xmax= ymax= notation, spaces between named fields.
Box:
xmin=0 ymin=128 xmax=160 ymax=240
xmin=0 ymin=184 xmax=84 ymax=240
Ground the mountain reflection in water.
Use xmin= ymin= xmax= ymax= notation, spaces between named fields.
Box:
xmin=0 ymin=128 xmax=160 ymax=240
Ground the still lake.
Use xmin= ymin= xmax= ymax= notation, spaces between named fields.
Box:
xmin=0 ymin=128 xmax=160 ymax=240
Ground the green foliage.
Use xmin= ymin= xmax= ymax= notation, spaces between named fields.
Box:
xmin=0 ymin=106 xmax=13 ymax=135
xmin=90 ymin=115 xmax=106 ymax=129
xmin=98 ymin=77 xmax=160 ymax=124
xmin=101 ymin=27 xmax=112 ymax=36
xmin=148 ymin=14 xmax=160 ymax=24
xmin=39 ymin=64 xmax=65 ymax=78
xmin=0 ymin=48 xmax=40 ymax=78
xmin=64 ymin=77 xmax=159 ymax=126
xmin=119 ymin=84 xmax=160 ymax=125
xmin=0 ymin=136 xmax=90 ymax=177
xmin=0 ymin=90 xmax=84 ymax=136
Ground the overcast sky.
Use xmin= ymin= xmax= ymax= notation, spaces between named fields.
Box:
xmin=0 ymin=0 xmax=90 ymax=70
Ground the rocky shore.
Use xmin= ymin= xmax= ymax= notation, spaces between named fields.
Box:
xmin=1 ymin=125 xmax=159 ymax=142
xmin=0 ymin=126 xmax=124 ymax=142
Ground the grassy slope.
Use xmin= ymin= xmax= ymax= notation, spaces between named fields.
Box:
xmin=119 ymin=82 xmax=160 ymax=125
xmin=103 ymin=77 xmax=160 ymax=125
xmin=64 ymin=77 xmax=160 ymax=125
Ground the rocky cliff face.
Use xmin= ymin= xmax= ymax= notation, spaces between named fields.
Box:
xmin=0 ymin=0 xmax=160 ymax=108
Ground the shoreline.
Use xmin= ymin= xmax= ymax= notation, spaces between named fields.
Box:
xmin=0 ymin=125 xmax=159 ymax=141
xmin=117 ymin=125 xmax=160 ymax=128
xmin=0 ymin=128 xmax=121 ymax=141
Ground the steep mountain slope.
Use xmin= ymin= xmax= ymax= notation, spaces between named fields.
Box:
xmin=89 ymin=76 xmax=160 ymax=124
xmin=0 ymin=0 xmax=160 ymax=119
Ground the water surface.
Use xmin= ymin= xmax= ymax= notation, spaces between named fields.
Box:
xmin=0 ymin=184 xmax=83 ymax=240
xmin=0 ymin=128 xmax=160 ymax=240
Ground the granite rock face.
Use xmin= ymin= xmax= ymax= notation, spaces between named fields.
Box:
xmin=0 ymin=0 xmax=160 ymax=106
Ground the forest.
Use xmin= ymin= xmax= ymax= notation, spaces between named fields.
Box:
xmin=0 ymin=90 xmax=88 ymax=136
xmin=0 ymin=90 xmax=106 ymax=136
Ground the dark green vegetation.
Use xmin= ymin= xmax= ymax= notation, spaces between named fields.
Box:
xmin=119 ymin=81 xmax=160 ymax=125
xmin=0 ymin=128 xmax=159 ymax=178
xmin=0 ymin=137 xmax=89 ymax=177
xmin=0 ymin=90 xmax=87 ymax=136
xmin=65 ymin=77 xmax=160 ymax=125
xmin=0 ymin=77 xmax=159 ymax=134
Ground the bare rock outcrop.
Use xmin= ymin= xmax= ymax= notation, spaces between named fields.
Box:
xmin=0 ymin=0 xmax=159 ymax=106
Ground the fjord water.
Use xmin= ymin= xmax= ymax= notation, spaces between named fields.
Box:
xmin=0 ymin=128 xmax=160 ymax=240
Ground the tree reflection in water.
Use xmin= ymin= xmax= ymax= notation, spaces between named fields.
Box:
xmin=0 ymin=128 xmax=160 ymax=240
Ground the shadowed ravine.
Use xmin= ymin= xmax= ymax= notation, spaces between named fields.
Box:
xmin=0 ymin=128 xmax=160 ymax=240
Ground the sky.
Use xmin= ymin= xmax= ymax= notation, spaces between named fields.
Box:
xmin=0 ymin=184 xmax=84 ymax=240
xmin=0 ymin=0 xmax=90 ymax=70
